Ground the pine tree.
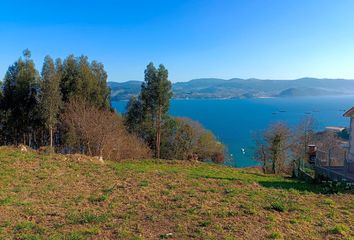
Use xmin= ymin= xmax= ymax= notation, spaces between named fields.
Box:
xmin=40 ymin=55 xmax=62 ymax=148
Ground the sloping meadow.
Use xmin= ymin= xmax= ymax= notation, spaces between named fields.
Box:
xmin=0 ymin=147 xmax=353 ymax=239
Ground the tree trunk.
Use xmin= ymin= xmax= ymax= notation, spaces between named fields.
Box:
xmin=261 ymin=145 xmax=266 ymax=173
xmin=28 ymin=133 xmax=32 ymax=148
xmin=156 ymin=106 xmax=162 ymax=159
xmin=272 ymin=156 xmax=276 ymax=174
xmin=49 ymin=126 xmax=53 ymax=148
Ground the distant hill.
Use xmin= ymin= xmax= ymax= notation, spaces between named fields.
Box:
xmin=109 ymin=78 xmax=354 ymax=100
xmin=109 ymin=80 xmax=142 ymax=100
xmin=277 ymin=87 xmax=342 ymax=97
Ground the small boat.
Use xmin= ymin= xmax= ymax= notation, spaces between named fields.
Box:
xmin=241 ymin=148 xmax=246 ymax=155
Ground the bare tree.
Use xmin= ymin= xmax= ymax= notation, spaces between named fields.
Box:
xmin=290 ymin=117 xmax=315 ymax=165
xmin=253 ymin=132 xmax=269 ymax=173
xmin=313 ymin=130 xmax=344 ymax=166
xmin=62 ymin=99 xmax=151 ymax=160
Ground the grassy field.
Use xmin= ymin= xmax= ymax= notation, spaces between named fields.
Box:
xmin=0 ymin=146 xmax=353 ymax=240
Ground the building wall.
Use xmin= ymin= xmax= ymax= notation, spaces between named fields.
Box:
xmin=349 ymin=117 xmax=354 ymax=161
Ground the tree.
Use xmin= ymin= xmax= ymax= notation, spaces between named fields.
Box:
xmin=265 ymin=123 xmax=291 ymax=174
xmin=160 ymin=118 xmax=225 ymax=163
xmin=1 ymin=49 xmax=40 ymax=145
xmin=290 ymin=117 xmax=315 ymax=167
xmin=60 ymin=55 xmax=79 ymax=103
xmin=91 ymin=60 xmax=111 ymax=109
xmin=255 ymin=123 xmax=291 ymax=174
xmin=125 ymin=96 xmax=145 ymax=134
xmin=0 ymin=82 xmax=4 ymax=145
xmin=140 ymin=63 xmax=172 ymax=158
xmin=40 ymin=55 xmax=62 ymax=148
xmin=124 ymin=63 xmax=224 ymax=162
xmin=160 ymin=117 xmax=195 ymax=160
xmin=59 ymin=55 xmax=110 ymax=109
xmin=62 ymin=99 xmax=151 ymax=160
xmin=253 ymin=132 xmax=269 ymax=173
xmin=313 ymin=130 xmax=344 ymax=166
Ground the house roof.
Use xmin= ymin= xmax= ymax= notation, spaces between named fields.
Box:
xmin=344 ymin=107 xmax=354 ymax=117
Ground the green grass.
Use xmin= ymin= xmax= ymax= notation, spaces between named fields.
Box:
xmin=66 ymin=211 xmax=110 ymax=224
xmin=329 ymin=224 xmax=350 ymax=235
xmin=0 ymin=146 xmax=353 ymax=239
xmin=270 ymin=200 xmax=286 ymax=212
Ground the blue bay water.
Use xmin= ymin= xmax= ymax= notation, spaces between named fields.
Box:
xmin=112 ymin=96 xmax=354 ymax=167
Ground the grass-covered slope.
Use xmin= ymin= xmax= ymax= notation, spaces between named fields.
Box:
xmin=0 ymin=147 xmax=353 ymax=240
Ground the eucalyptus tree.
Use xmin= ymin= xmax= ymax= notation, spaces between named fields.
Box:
xmin=140 ymin=63 xmax=172 ymax=158
xmin=1 ymin=49 xmax=40 ymax=145
xmin=59 ymin=55 xmax=110 ymax=109
xmin=40 ymin=55 xmax=62 ymax=148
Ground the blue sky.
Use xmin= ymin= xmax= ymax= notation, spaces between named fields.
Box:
xmin=1 ymin=0 xmax=354 ymax=82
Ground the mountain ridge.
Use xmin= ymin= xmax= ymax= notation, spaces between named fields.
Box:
xmin=109 ymin=78 xmax=354 ymax=100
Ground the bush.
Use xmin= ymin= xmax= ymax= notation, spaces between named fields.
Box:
xmin=329 ymin=224 xmax=349 ymax=235
xmin=62 ymin=99 xmax=151 ymax=160
xmin=270 ymin=201 xmax=286 ymax=212
xmin=160 ymin=117 xmax=225 ymax=163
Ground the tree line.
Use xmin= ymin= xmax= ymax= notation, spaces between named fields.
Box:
xmin=254 ymin=118 xmax=343 ymax=174
xmin=0 ymin=50 xmax=225 ymax=163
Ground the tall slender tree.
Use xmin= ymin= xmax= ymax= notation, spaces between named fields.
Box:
xmin=91 ymin=60 xmax=111 ymax=109
xmin=141 ymin=63 xmax=172 ymax=158
xmin=40 ymin=55 xmax=62 ymax=148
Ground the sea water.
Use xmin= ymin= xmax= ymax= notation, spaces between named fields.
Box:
xmin=112 ymin=96 xmax=354 ymax=167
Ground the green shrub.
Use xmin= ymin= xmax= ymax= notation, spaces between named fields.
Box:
xmin=270 ymin=201 xmax=286 ymax=212
xmin=329 ymin=224 xmax=349 ymax=235
xmin=268 ymin=231 xmax=282 ymax=239
xmin=199 ymin=220 xmax=212 ymax=227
